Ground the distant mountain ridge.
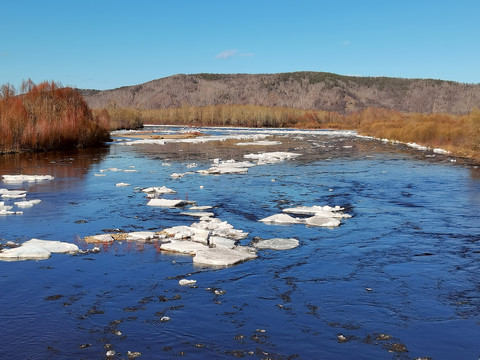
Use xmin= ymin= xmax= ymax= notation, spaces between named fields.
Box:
xmin=80 ymin=72 xmax=480 ymax=114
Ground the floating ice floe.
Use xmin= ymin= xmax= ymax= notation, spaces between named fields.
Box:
xmin=197 ymin=160 xmax=255 ymax=175
xmin=116 ymin=182 xmax=130 ymax=187
xmin=142 ymin=186 xmax=176 ymax=197
xmin=189 ymin=205 xmax=213 ymax=211
xmin=0 ymin=239 xmax=79 ymax=261
xmin=157 ymin=216 xmax=255 ymax=266
xmin=1 ymin=189 xmax=27 ymax=199
xmin=259 ymin=213 xmax=302 ymax=224
xmin=180 ymin=211 xmax=215 ymax=218
xmin=147 ymin=198 xmax=186 ymax=207
xmin=2 ymin=174 xmax=54 ymax=183
xmin=125 ymin=231 xmax=157 ymax=242
xmin=179 ymin=279 xmax=197 ymax=286
xmin=283 ymin=205 xmax=351 ymax=219
xmin=260 ymin=204 xmax=350 ymax=228
xmin=236 ymin=140 xmax=282 ymax=146
xmin=13 ymin=199 xmax=42 ymax=208
xmin=193 ymin=246 xmax=257 ymax=267
xmin=253 ymin=238 xmax=299 ymax=250
xmin=160 ymin=240 xmax=210 ymax=255
xmin=244 ymin=151 xmax=301 ymax=165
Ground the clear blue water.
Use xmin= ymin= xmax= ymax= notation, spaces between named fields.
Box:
xmin=1 ymin=127 xmax=479 ymax=359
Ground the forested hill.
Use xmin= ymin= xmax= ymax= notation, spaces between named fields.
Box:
xmin=80 ymin=72 xmax=480 ymax=114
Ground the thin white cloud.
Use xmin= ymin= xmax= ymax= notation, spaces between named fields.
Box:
xmin=343 ymin=40 xmax=351 ymax=46
xmin=216 ymin=49 xmax=238 ymax=59
xmin=215 ymin=49 xmax=255 ymax=60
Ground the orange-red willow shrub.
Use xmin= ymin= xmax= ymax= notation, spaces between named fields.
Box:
xmin=0 ymin=81 xmax=110 ymax=153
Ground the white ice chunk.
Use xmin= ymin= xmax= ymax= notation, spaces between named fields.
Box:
xmin=209 ymin=236 xmax=236 ymax=249
xmin=116 ymin=182 xmax=130 ymax=187
xmin=2 ymin=174 xmax=54 ymax=183
xmin=126 ymin=231 xmax=156 ymax=241
xmin=244 ymin=151 xmax=301 ymax=165
xmin=304 ymin=215 xmax=341 ymax=227
xmin=162 ymin=226 xmax=195 ymax=240
xmin=142 ymin=186 xmax=176 ymax=195
xmin=160 ymin=240 xmax=209 ymax=255
xmin=0 ymin=245 xmax=51 ymax=261
xmin=23 ymin=239 xmax=79 ymax=253
xmin=180 ymin=211 xmax=214 ymax=218
xmin=433 ymin=148 xmax=450 ymax=154
xmin=189 ymin=205 xmax=213 ymax=211
xmin=147 ymin=198 xmax=186 ymax=207
xmin=253 ymin=238 xmax=299 ymax=250
xmin=1 ymin=190 xmax=27 ymax=199
xmin=283 ymin=205 xmax=351 ymax=219
xmin=179 ymin=279 xmax=197 ymax=286
xmin=193 ymin=246 xmax=257 ymax=267
xmin=259 ymin=213 xmax=302 ymax=224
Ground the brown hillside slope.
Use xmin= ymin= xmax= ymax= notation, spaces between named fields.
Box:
xmin=80 ymin=72 xmax=480 ymax=114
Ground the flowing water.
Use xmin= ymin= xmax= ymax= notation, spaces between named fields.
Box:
xmin=0 ymin=127 xmax=479 ymax=359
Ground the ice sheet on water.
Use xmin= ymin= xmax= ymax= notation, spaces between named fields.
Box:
xmin=142 ymin=186 xmax=176 ymax=195
xmin=0 ymin=238 xmax=78 ymax=261
xmin=160 ymin=240 xmax=209 ymax=255
xmin=1 ymin=189 xmax=27 ymax=199
xmin=193 ymin=246 xmax=257 ymax=267
xmin=14 ymin=200 xmax=42 ymax=208
xmin=2 ymin=174 xmax=54 ymax=183
xmin=244 ymin=151 xmax=301 ymax=165
xmin=283 ymin=205 xmax=351 ymax=219
xmin=197 ymin=159 xmax=256 ymax=175
xmin=259 ymin=213 xmax=302 ymax=224
xmin=147 ymin=199 xmax=186 ymax=207
xmin=253 ymin=238 xmax=299 ymax=250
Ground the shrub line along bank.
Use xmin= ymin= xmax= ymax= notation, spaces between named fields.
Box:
xmin=100 ymin=104 xmax=480 ymax=162
xmin=0 ymin=81 xmax=110 ymax=154
xmin=1 ymin=80 xmax=479 ymax=162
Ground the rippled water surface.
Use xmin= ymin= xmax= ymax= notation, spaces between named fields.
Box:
xmin=1 ymin=127 xmax=479 ymax=359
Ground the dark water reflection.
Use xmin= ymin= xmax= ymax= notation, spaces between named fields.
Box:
xmin=0 ymin=128 xmax=479 ymax=359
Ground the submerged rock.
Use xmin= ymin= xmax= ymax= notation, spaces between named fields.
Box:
xmin=253 ymin=238 xmax=299 ymax=250
xmin=193 ymin=246 xmax=257 ymax=267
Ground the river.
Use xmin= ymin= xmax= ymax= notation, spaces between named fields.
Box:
xmin=1 ymin=127 xmax=479 ymax=359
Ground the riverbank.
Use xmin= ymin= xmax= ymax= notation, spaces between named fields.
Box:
xmin=99 ymin=104 xmax=480 ymax=163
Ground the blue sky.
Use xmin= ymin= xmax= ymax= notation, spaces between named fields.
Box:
xmin=1 ymin=0 xmax=479 ymax=90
